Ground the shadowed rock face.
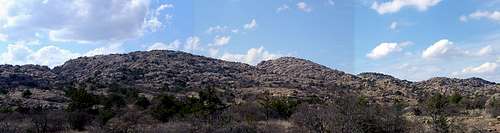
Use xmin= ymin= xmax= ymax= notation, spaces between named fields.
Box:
xmin=0 ymin=50 xmax=498 ymax=110
xmin=0 ymin=65 xmax=56 ymax=89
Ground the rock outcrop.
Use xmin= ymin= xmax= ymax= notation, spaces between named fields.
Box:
xmin=0 ymin=50 xmax=498 ymax=110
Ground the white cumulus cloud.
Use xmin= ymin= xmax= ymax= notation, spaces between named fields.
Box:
xmin=371 ymin=0 xmax=441 ymax=14
xmin=0 ymin=43 xmax=33 ymax=65
xmin=221 ymin=46 xmax=282 ymax=65
xmin=84 ymin=43 xmax=123 ymax=56
xmin=0 ymin=43 xmax=80 ymax=67
xmin=208 ymin=48 xmax=219 ymax=57
xmin=422 ymin=39 xmax=495 ymax=59
xmin=184 ymin=36 xmax=201 ymax=52
xmin=29 ymin=46 xmax=80 ymax=66
xmin=211 ymin=36 xmax=231 ymax=47
xmin=462 ymin=62 xmax=498 ymax=74
xmin=367 ymin=42 xmax=410 ymax=59
xmin=422 ymin=39 xmax=461 ymax=59
xmin=147 ymin=40 xmax=181 ymax=51
xmin=0 ymin=0 xmax=175 ymax=43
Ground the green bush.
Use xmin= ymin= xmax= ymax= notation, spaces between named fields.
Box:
xmin=101 ymin=93 xmax=126 ymax=109
xmin=0 ymin=89 xmax=8 ymax=95
xmin=108 ymin=86 xmax=138 ymax=102
xmin=448 ymin=93 xmax=463 ymax=104
xmin=65 ymin=88 xmax=99 ymax=112
xmin=96 ymin=109 xmax=115 ymax=126
xmin=426 ymin=93 xmax=449 ymax=115
xmin=150 ymin=94 xmax=181 ymax=122
xmin=150 ymin=88 xmax=227 ymax=122
xmin=135 ymin=96 xmax=151 ymax=109
xmin=0 ymin=107 xmax=14 ymax=113
xmin=259 ymin=96 xmax=299 ymax=119
xmin=194 ymin=88 xmax=226 ymax=114
xmin=178 ymin=88 xmax=226 ymax=116
xmin=22 ymin=90 xmax=32 ymax=98
xmin=426 ymin=93 xmax=450 ymax=133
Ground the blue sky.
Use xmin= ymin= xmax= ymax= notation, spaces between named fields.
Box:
xmin=0 ymin=0 xmax=499 ymax=82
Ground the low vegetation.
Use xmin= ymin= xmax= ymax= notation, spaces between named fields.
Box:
xmin=1 ymin=85 xmax=498 ymax=133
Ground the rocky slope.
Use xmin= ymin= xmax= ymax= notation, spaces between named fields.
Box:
xmin=0 ymin=65 xmax=57 ymax=90
xmin=52 ymin=50 xmax=265 ymax=92
xmin=416 ymin=77 xmax=498 ymax=97
xmin=0 ymin=50 xmax=498 ymax=109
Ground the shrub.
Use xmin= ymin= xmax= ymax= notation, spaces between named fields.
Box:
xmin=225 ymin=102 xmax=266 ymax=122
xmin=200 ymin=88 xmax=223 ymax=108
xmin=0 ymin=112 xmax=25 ymax=132
xmin=96 ymin=109 xmax=115 ymax=126
xmin=101 ymin=93 xmax=126 ymax=109
xmin=135 ymin=96 xmax=151 ymax=109
xmin=151 ymin=88 xmax=227 ymax=122
xmin=259 ymin=96 xmax=299 ymax=119
xmin=108 ymin=85 xmax=138 ymax=102
xmin=460 ymin=96 xmax=488 ymax=110
xmin=426 ymin=93 xmax=449 ymax=115
xmin=67 ymin=111 xmax=92 ymax=131
xmin=486 ymin=96 xmax=500 ymax=118
xmin=30 ymin=111 xmax=67 ymax=133
xmin=150 ymin=94 xmax=181 ymax=122
xmin=393 ymin=99 xmax=409 ymax=112
xmin=22 ymin=90 xmax=32 ymax=98
xmin=291 ymin=95 xmax=408 ymax=133
xmin=213 ymin=122 xmax=258 ymax=133
xmin=0 ymin=89 xmax=7 ymax=95
xmin=65 ymin=88 xmax=99 ymax=112
xmin=0 ymin=107 xmax=14 ymax=113
xmin=176 ymin=88 xmax=226 ymax=116
xmin=426 ymin=93 xmax=450 ymax=133
xmin=448 ymin=93 xmax=463 ymax=104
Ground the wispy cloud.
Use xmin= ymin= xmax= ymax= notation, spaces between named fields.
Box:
xmin=297 ymin=2 xmax=312 ymax=12
xmin=460 ymin=10 xmax=500 ymax=23
xmin=243 ymin=19 xmax=258 ymax=30
xmin=276 ymin=4 xmax=290 ymax=13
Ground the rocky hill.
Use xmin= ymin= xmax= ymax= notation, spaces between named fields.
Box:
xmin=0 ymin=50 xmax=498 ymax=110
xmin=52 ymin=50 xmax=265 ymax=92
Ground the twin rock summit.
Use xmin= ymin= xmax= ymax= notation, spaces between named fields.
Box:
xmin=0 ymin=50 xmax=498 ymax=110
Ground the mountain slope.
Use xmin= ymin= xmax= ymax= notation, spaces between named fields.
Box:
xmin=0 ymin=50 xmax=498 ymax=109
xmin=53 ymin=50 xmax=265 ymax=92
xmin=257 ymin=57 xmax=366 ymax=90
